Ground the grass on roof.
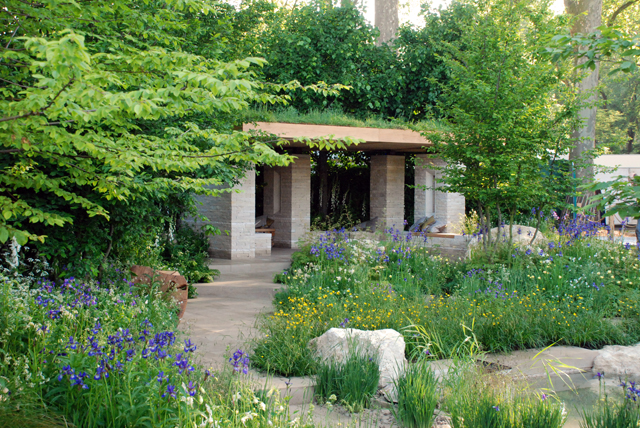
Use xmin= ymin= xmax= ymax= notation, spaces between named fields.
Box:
xmin=243 ymin=107 xmax=449 ymax=133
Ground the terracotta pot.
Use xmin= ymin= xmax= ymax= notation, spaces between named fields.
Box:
xmin=170 ymin=287 xmax=189 ymax=319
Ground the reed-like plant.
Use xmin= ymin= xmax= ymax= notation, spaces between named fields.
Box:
xmin=314 ymin=343 xmax=380 ymax=412
xmin=393 ymin=360 xmax=439 ymax=428
xmin=579 ymin=378 xmax=640 ymax=428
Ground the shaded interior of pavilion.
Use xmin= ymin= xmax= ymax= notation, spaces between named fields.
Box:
xmin=188 ymin=122 xmax=466 ymax=260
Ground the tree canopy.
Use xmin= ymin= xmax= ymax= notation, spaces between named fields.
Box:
xmin=426 ymin=0 xmax=581 ymax=247
xmin=1 ymin=0 xmax=355 ymax=276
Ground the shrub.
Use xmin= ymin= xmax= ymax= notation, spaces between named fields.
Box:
xmin=314 ymin=344 xmax=380 ymax=412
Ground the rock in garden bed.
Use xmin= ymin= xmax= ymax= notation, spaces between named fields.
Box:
xmin=592 ymin=343 xmax=640 ymax=382
xmin=308 ymin=328 xmax=407 ymax=401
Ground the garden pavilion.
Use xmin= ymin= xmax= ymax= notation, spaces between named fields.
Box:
xmin=189 ymin=122 xmax=465 ymax=259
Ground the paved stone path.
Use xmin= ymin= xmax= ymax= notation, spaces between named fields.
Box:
xmin=179 ymin=248 xmax=294 ymax=369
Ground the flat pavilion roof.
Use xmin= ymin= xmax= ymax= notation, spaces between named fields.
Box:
xmin=242 ymin=122 xmax=431 ymax=153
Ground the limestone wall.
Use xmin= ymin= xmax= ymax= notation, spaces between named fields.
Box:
xmin=187 ymin=170 xmax=256 ymax=259
xmin=414 ymin=155 xmax=466 ymax=230
xmin=370 ymin=155 xmax=405 ymax=230
xmin=264 ymin=155 xmax=311 ymax=248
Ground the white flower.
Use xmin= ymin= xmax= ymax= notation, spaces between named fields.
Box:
xmin=232 ymin=392 xmax=242 ymax=402
xmin=259 ymin=402 xmax=266 ymax=411
xmin=240 ymin=412 xmax=255 ymax=424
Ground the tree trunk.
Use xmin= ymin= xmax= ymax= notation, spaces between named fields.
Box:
xmin=319 ymin=151 xmax=330 ymax=217
xmin=375 ymin=0 xmax=398 ymax=45
xmin=565 ymin=0 xmax=602 ymax=181
xmin=627 ymin=127 xmax=636 ymax=153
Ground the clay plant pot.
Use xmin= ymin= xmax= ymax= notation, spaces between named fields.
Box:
xmin=130 ymin=265 xmax=189 ymax=319
xmin=169 ymin=287 xmax=189 ymax=319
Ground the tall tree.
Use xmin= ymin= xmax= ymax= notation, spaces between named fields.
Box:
xmin=564 ymin=0 xmax=603 ymax=180
xmin=427 ymin=0 xmax=580 ymax=251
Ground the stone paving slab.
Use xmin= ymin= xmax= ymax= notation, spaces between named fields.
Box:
xmin=179 ymin=249 xmax=293 ymax=369
xmin=482 ymin=346 xmax=601 ymax=378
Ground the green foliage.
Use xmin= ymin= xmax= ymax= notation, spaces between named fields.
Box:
xmin=596 ymin=68 xmax=640 ymax=154
xmin=393 ymin=361 xmax=439 ymax=428
xmin=259 ymin=5 xmax=399 ymax=116
xmin=426 ymin=0 xmax=580 ymax=251
xmin=547 ymin=26 xmax=640 ymax=74
xmin=160 ymin=225 xmax=218 ymax=287
xmin=585 ymin=174 xmax=640 ymax=219
xmin=395 ymin=1 xmax=478 ymax=119
xmin=255 ymin=3 xmax=471 ymax=121
xmin=314 ymin=343 xmax=380 ymax=412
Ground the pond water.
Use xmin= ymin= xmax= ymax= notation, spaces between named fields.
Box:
xmin=553 ymin=382 xmax=623 ymax=428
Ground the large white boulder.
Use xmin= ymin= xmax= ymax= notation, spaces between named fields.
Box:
xmin=308 ymin=328 xmax=407 ymax=401
xmin=592 ymin=343 xmax=640 ymax=382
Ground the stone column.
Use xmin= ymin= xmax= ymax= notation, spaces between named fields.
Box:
xmin=188 ymin=170 xmax=256 ymax=259
xmin=264 ymin=155 xmax=311 ymax=248
xmin=370 ymin=155 xmax=405 ymax=230
xmin=415 ymin=155 xmax=466 ymax=228
xmin=414 ymin=155 xmax=435 ymax=220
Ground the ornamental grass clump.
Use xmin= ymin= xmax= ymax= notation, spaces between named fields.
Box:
xmin=444 ymin=362 xmax=565 ymax=428
xmin=579 ymin=377 xmax=640 ymax=428
xmin=393 ymin=360 xmax=439 ymax=428
xmin=314 ymin=344 xmax=380 ymax=412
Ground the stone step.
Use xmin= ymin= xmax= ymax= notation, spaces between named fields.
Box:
xmin=251 ymin=373 xmax=315 ymax=406
xmin=208 ymin=261 xmax=291 ymax=275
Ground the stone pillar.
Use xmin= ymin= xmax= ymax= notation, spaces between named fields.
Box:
xmin=414 ymin=155 xmax=435 ymax=220
xmin=415 ymin=155 xmax=466 ymax=228
xmin=370 ymin=155 xmax=405 ymax=230
xmin=264 ymin=155 xmax=310 ymax=248
xmin=188 ymin=170 xmax=256 ymax=259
